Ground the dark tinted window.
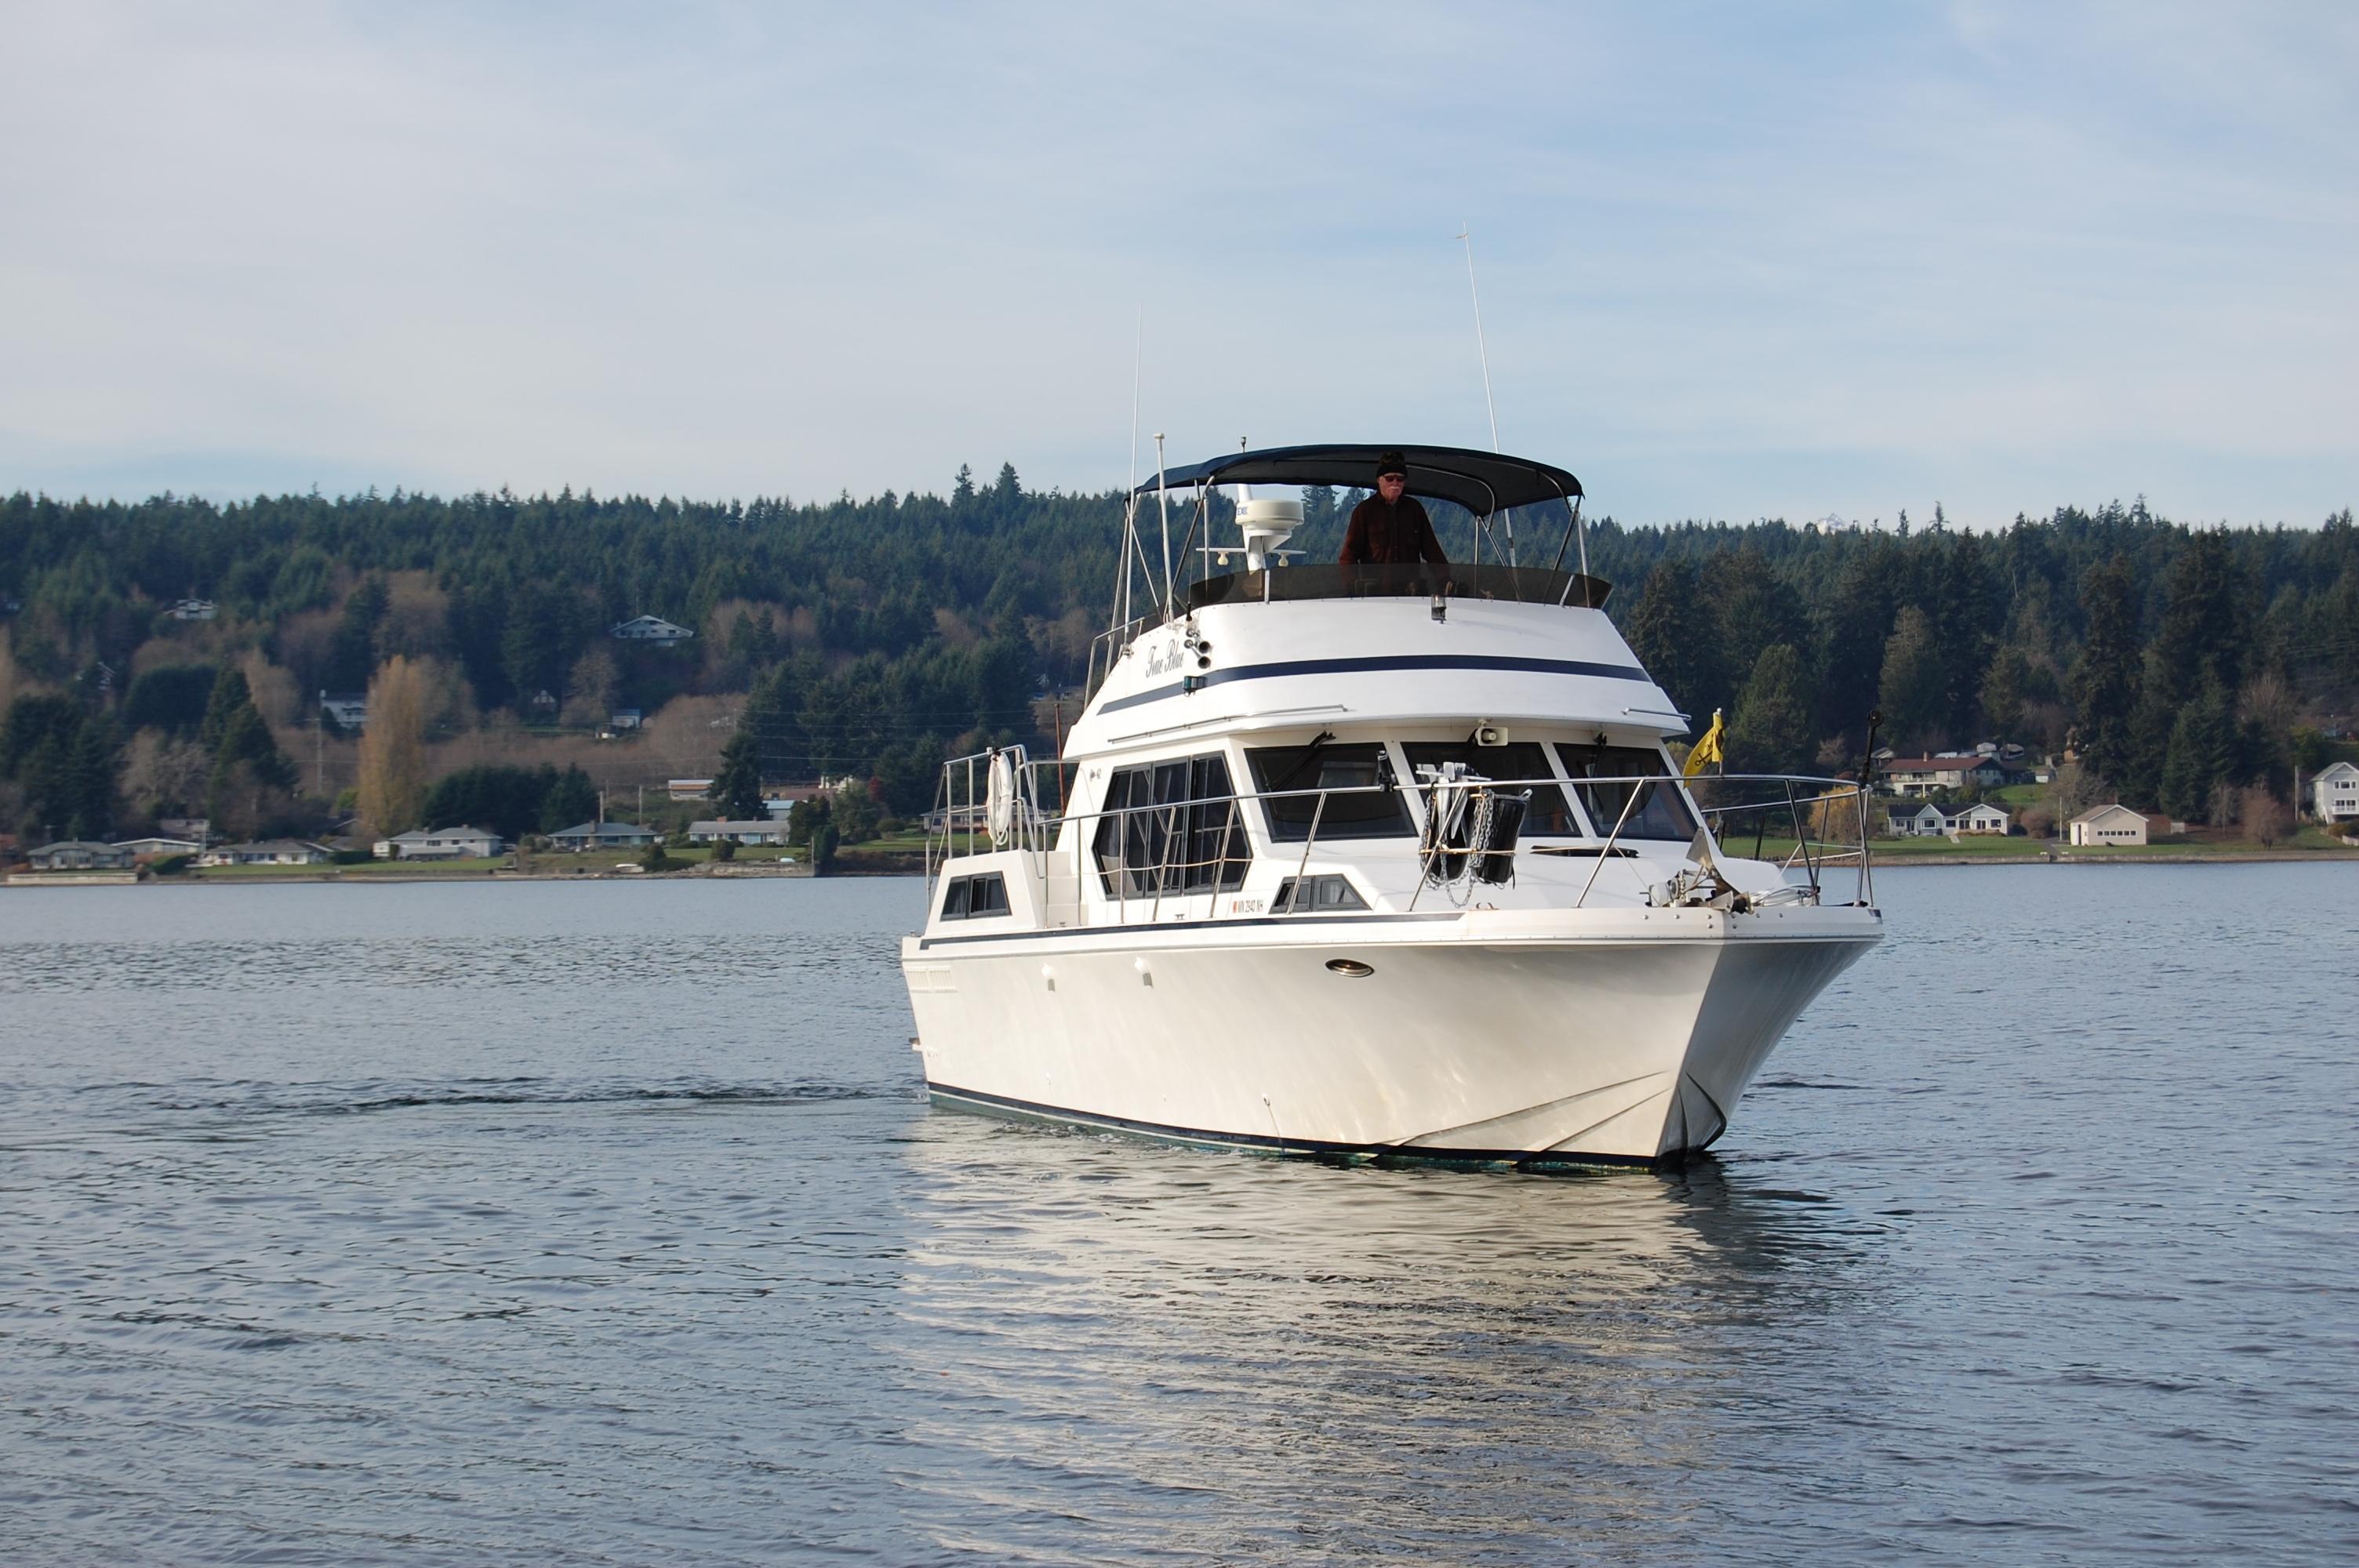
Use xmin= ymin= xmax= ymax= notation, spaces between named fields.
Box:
xmin=969 ymin=872 xmax=1009 ymax=915
xmin=1273 ymin=874 xmax=1369 ymax=913
xmin=1092 ymin=754 xmax=1249 ymax=896
xmin=1399 ymin=741 xmax=1580 ymax=837
xmin=938 ymin=872 xmax=1009 ymax=920
xmin=1248 ymin=742 xmax=1412 ymax=841
xmin=1555 ymin=744 xmax=1699 ymax=840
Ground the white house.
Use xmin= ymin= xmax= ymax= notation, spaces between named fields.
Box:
xmin=1884 ymin=754 xmax=2011 ymax=797
xmin=608 ymin=708 xmax=642 ymax=731
xmin=689 ymin=818 xmax=788 ymax=846
xmin=2310 ymin=760 xmax=2359 ymax=824
xmin=547 ymin=820 xmax=659 ymax=852
xmin=169 ymin=598 xmax=217 ymax=621
xmin=2070 ymin=804 xmax=2149 ymax=847
xmin=319 ymin=691 xmax=368 ymax=729
xmin=374 ymin=826 xmax=506 ymax=860
xmin=1885 ymin=802 xmax=1948 ymax=837
xmin=199 ymin=840 xmax=333 ymax=866
xmin=1946 ymin=803 xmax=2012 ymax=836
xmin=668 ymin=778 xmax=714 ymax=801
xmin=610 ymin=615 xmax=694 ymax=644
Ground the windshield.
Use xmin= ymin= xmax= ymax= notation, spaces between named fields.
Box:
xmin=1554 ymin=743 xmax=1699 ymax=840
xmin=1398 ymin=741 xmax=1581 ymax=837
xmin=1247 ymin=742 xmax=1413 ymax=841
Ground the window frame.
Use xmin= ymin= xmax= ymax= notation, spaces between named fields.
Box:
xmin=1246 ymin=741 xmax=1415 ymax=844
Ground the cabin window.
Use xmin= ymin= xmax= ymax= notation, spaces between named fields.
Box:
xmin=1554 ymin=743 xmax=1700 ymax=841
xmin=938 ymin=872 xmax=1009 ymax=920
xmin=1398 ymin=741 xmax=1581 ymax=837
xmin=1271 ymin=874 xmax=1369 ymax=913
xmin=1247 ymin=742 xmax=1412 ymax=842
xmin=1092 ymin=754 xmax=1249 ymax=897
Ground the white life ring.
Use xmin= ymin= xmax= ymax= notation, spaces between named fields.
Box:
xmin=985 ymin=751 xmax=1016 ymax=844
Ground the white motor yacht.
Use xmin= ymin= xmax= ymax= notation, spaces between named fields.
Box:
xmin=900 ymin=444 xmax=1882 ymax=1167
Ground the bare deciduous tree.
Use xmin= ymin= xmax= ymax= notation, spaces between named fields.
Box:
xmin=2243 ymin=785 xmax=2291 ymax=848
xmin=357 ymin=655 xmax=427 ymax=837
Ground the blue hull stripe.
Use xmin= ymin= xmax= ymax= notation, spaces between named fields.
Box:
xmin=1099 ymin=653 xmax=1653 ymax=714
xmin=925 ymin=1081 xmax=1662 ymax=1170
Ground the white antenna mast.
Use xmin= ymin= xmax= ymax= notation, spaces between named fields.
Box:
xmin=1458 ymin=223 xmax=1500 ymax=453
xmin=1154 ymin=431 xmax=1173 ymax=615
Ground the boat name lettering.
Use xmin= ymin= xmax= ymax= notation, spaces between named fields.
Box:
xmin=1143 ymin=642 xmax=1187 ymax=677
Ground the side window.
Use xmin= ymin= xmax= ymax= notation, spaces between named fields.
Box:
xmin=936 ymin=872 xmax=1009 ymax=920
xmin=968 ymin=873 xmax=1009 ymax=916
xmin=1248 ymin=742 xmax=1412 ymax=841
xmin=1273 ymin=874 xmax=1369 ymax=913
xmin=1092 ymin=754 xmax=1249 ymax=895
xmin=1399 ymin=740 xmax=1581 ymax=837
xmin=1555 ymin=743 xmax=1700 ymax=840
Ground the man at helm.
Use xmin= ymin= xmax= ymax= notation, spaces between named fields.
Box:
xmin=1338 ymin=451 xmax=1448 ymax=565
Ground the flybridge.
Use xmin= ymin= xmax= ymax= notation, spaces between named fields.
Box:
xmin=1100 ymin=441 xmax=1605 ymax=697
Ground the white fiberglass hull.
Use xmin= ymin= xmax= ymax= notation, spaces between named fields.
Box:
xmin=903 ymin=904 xmax=1880 ymax=1166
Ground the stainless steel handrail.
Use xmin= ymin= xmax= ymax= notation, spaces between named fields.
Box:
xmin=927 ymin=751 xmax=1874 ymax=914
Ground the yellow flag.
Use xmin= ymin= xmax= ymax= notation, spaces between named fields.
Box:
xmin=1683 ymin=710 xmax=1725 ymax=777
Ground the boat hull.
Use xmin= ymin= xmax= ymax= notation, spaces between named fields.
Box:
xmin=903 ymin=905 xmax=1881 ymax=1165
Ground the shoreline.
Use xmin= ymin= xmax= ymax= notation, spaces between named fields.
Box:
xmin=8 ymin=848 xmax=2350 ymax=887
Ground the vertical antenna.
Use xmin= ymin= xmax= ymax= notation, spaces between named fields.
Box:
xmin=1458 ymin=223 xmax=1500 ymax=453
xmin=1118 ymin=314 xmax=1143 ymax=632
xmin=1154 ymin=433 xmax=1173 ymax=615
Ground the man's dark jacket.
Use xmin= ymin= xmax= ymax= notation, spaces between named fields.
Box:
xmin=1338 ymin=495 xmax=1448 ymax=564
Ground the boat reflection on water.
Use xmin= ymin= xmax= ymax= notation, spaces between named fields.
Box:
xmin=885 ymin=1114 xmax=1892 ymax=1560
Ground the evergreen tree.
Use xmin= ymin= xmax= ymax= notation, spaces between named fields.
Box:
xmin=1877 ymin=607 xmax=1946 ymax=748
xmin=121 ymin=664 xmax=218 ymax=737
xmin=213 ymin=703 xmax=295 ymax=789
xmin=1623 ymin=560 xmax=1718 ymax=720
xmin=540 ymin=764 xmax=598 ymax=832
xmin=1726 ymin=644 xmax=1816 ymax=776
xmin=2159 ymin=682 xmax=2239 ymax=822
xmin=2071 ymin=557 xmax=2140 ymax=783
xmin=1979 ymin=645 xmax=2030 ymax=739
xmin=709 ymin=730 xmax=764 ymax=820
xmin=199 ymin=667 xmax=254 ymax=754
xmin=1812 ymin=545 xmax=1897 ymax=738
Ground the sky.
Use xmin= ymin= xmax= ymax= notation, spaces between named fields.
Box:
xmin=1 ymin=2 xmax=2353 ymax=528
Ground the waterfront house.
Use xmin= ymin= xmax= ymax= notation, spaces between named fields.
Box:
xmin=1883 ymin=802 xmax=1946 ymax=837
xmin=1885 ymin=754 xmax=2011 ymax=797
xmin=2310 ymin=760 xmax=2359 ymax=824
xmin=2070 ymin=804 xmax=2148 ymax=847
xmin=198 ymin=840 xmax=333 ymax=866
xmin=112 ymin=837 xmax=202 ymax=859
xmin=547 ymin=820 xmax=659 ymax=852
xmin=1946 ymin=803 xmax=2012 ymax=836
xmin=668 ymin=778 xmax=714 ymax=801
xmin=689 ymin=819 xmax=788 ymax=846
xmin=373 ymin=826 xmax=505 ymax=860
xmin=158 ymin=816 xmax=212 ymax=844
xmin=610 ymin=615 xmax=694 ymax=644
xmin=28 ymin=840 xmax=136 ymax=871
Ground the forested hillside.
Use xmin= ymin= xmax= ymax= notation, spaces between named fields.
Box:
xmin=2 ymin=467 xmax=2354 ymax=846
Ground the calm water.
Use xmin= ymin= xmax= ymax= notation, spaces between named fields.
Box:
xmin=2 ymin=867 xmax=2353 ymax=1564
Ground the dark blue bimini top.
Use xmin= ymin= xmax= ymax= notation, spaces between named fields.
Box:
xmin=1133 ymin=443 xmax=1582 ymax=517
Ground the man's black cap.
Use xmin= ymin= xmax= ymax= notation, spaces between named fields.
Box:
xmin=1376 ymin=451 xmax=1408 ymax=478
